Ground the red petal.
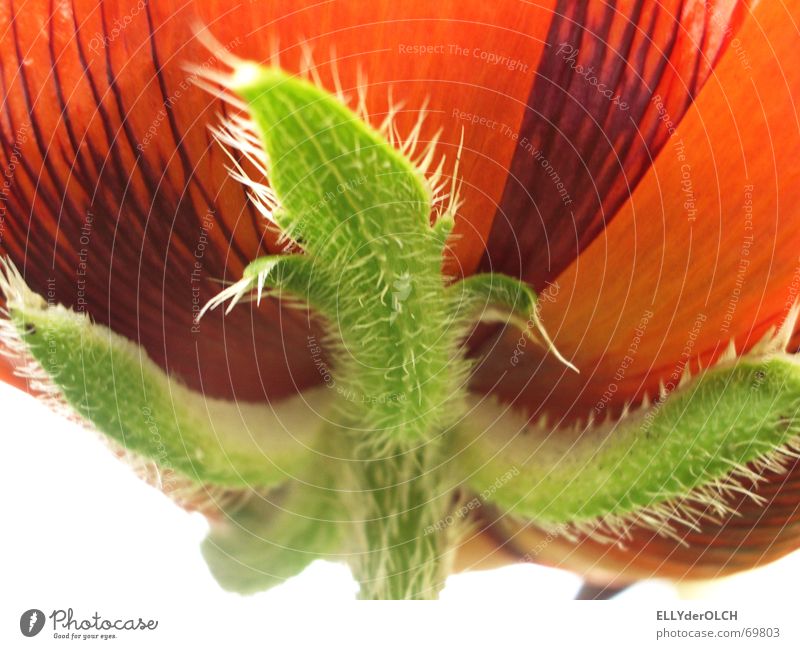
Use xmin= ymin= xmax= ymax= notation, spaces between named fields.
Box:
xmin=472 ymin=0 xmax=800 ymax=422
xmin=468 ymin=0 xmax=800 ymax=577
xmin=481 ymin=0 xmax=750 ymax=290
xmin=0 ymin=353 xmax=25 ymax=392
xmin=0 ymin=0 xmax=557 ymax=398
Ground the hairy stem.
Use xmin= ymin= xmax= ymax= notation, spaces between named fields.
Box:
xmin=349 ymin=440 xmax=454 ymax=600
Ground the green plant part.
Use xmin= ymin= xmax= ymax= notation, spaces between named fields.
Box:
xmin=0 ymin=259 xmax=330 ymax=490
xmin=203 ymin=475 xmax=345 ymax=594
xmin=207 ymin=64 xmax=474 ymax=446
xmin=454 ymin=327 xmax=800 ymax=541
xmin=4 ymin=50 xmax=800 ymax=600
xmin=195 ymin=62 xmax=564 ymax=597
xmin=446 ymin=272 xmax=577 ymax=372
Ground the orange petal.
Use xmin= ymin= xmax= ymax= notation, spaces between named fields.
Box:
xmin=473 ymin=0 xmax=800 ymax=422
xmin=0 ymin=1 xmax=319 ymax=401
xmin=192 ymin=0 xmax=560 ymax=279
xmin=0 ymin=0 xmax=556 ymax=398
xmin=469 ymin=0 xmax=800 ymax=578
xmin=482 ymin=0 xmax=750 ymax=290
xmin=0 ymin=346 xmax=26 ymax=392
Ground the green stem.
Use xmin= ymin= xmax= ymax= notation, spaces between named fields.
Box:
xmin=350 ymin=441 xmax=454 ymax=600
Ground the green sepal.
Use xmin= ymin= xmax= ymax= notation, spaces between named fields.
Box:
xmin=5 ymin=275 xmax=330 ymax=489
xmin=454 ymin=355 xmax=800 ymax=527
xmin=207 ymin=62 xmax=472 ymax=445
xmin=201 ymin=478 xmax=344 ymax=594
xmin=231 ymin=65 xmax=431 ymax=260
xmin=447 ymin=272 xmax=576 ymax=371
xmin=200 ymin=254 xmax=331 ymax=317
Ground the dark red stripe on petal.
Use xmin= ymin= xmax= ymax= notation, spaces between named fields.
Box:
xmin=0 ymin=1 xmax=324 ymax=401
xmin=481 ymin=0 xmax=749 ymax=290
xmin=471 ymin=0 xmax=800 ymax=425
xmin=1 ymin=0 xmax=559 ymax=400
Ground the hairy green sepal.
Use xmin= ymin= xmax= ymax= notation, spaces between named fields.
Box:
xmin=202 ymin=478 xmax=344 ymax=593
xmin=456 ymin=355 xmax=800 ymax=529
xmin=230 ymin=67 xmax=470 ymax=443
xmin=8 ymin=300 xmax=328 ymax=489
xmin=215 ymin=65 xmax=574 ymax=597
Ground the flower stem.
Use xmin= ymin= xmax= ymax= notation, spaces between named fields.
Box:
xmin=349 ymin=441 xmax=455 ymax=600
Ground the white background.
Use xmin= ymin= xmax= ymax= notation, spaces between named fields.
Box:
xmin=1 ymin=381 xmax=798 ymax=647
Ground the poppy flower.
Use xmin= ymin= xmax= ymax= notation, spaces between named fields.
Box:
xmin=1 ymin=0 xmax=799 ymax=599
